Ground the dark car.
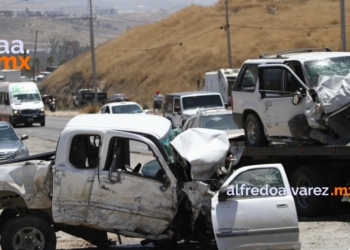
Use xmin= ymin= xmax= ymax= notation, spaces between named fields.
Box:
xmin=106 ymin=93 xmax=129 ymax=103
xmin=0 ymin=121 xmax=29 ymax=161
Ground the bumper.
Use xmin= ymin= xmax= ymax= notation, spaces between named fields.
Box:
xmin=12 ymin=114 xmax=45 ymax=124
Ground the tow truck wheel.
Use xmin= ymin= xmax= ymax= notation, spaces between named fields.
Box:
xmin=1 ymin=214 xmax=56 ymax=250
xmin=290 ymin=166 xmax=328 ymax=217
xmin=243 ymin=114 xmax=267 ymax=147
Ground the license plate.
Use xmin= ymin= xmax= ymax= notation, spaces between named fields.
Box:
xmin=28 ymin=118 xmax=33 ymax=122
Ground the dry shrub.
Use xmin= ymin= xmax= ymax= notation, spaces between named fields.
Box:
xmin=330 ymin=19 xmax=339 ymax=25
xmin=79 ymin=103 xmax=103 ymax=114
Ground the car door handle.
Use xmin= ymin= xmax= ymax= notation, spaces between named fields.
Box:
xmin=87 ymin=177 xmax=94 ymax=182
xmin=265 ymin=101 xmax=272 ymax=107
xmin=276 ymin=202 xmax=288 ymax=208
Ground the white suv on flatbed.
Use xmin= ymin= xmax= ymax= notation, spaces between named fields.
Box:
xmin=231 ymin=48 xmax=350 ymax=146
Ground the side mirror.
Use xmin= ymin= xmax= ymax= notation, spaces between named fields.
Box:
xmin=21 ymin=135 xmax=28 ymax=140
xmin=292 ymin=91 xmax=303 ymax=105
xmin=218 ymin=185 xmax=234 ymax=202
xmin=4 ymin=99 xmax=9 ymax=105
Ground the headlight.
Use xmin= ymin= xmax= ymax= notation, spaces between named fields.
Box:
xmin=14 ymin=145 xmax=28 ymax=158
xmin=13 ymin=109 xmax=20 ymax=115
xmin=40 ymin=108 xmax=45 ymax=112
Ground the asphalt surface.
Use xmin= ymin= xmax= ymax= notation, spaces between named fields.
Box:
xmin=14 ymin=116 xmax=70 ymax=141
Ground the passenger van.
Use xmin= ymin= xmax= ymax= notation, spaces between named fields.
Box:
xmin=0 ymin=82 xmax=45 ymax=127
xmin=163 ymin=91 xmax=225 ymax=128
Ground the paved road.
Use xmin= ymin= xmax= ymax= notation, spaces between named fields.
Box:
xmin=14 ymin=116 xmax=71 ymax=142
xmin=14 ymin=116 xmax=149 ymax=154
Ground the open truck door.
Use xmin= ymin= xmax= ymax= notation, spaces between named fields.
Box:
xmin=212 ymin=163 xmax=300 ymax=250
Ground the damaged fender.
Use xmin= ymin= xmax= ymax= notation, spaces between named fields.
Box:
xmin=0 ymin=160 xmax=52 ymax=209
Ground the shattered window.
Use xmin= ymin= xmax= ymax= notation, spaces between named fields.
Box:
xmin=304 ymin=56 xmax=350 ymax=87
xmin=104 ymin=137 xmax=166 ymax=180
xmin=69 ymin=135 xmax=101 ymax=169
xmin=229 ymin=168 xmax=285 ymax=197
xmin=160 ymin=127 xmax=183 ymax=164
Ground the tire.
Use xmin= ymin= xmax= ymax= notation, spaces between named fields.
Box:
xmin=1 ymin=214 xmax=56 ymax=250
xmin=0 ymin=209 xmax=17 ymax=234
xmin=290 ymin=166 xmax=328 ymax=217
xmin=40 ymin=121 xmax=45 ymax=127
xmin=9 ymin=116 xmax=16 ymax=128
xmin=243 ymin=114 xmax=267 ymax=147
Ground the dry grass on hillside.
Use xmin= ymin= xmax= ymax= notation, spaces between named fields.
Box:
xmin=43 ymin=0 xmax=349 ymax=107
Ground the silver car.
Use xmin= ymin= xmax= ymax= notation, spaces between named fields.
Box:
xmin=182 ymin=108 xmax=245 ymax=141
xmin=0 ymin=121 xmax=29 ymax=161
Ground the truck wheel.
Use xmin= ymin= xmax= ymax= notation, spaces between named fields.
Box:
xmin=9 ymin=116 xmax=16 ymax=128
xmin=1 ymin=214 xmax=56 ymax=250
xmin=290 ymin=166 xmax=328 ymax=217
xmin=244 ymin=114 xmax=267 ymax=147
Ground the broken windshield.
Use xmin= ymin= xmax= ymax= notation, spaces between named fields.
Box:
xmin=304 ymin=56 xmax=350 ymax=87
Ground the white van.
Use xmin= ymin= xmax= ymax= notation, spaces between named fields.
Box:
xmin=0 ymin=82 xmax=45 ymax=127
xmin=203 ymin=68 xmax=240 ymax=106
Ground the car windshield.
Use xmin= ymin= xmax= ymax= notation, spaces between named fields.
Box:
xmin=0 ymin=124 xmax=18 ymax=141
xmin=112 ymin=104 xmax=143 ymax=114
xmin=10 ymin=93 xmax=41 ymax=103
xmin=304 ymin=56 xmax=350 ymax=87
xmin=200 ymin=114 xmax=239 ymax=130
xmin=182 ymin=95 xmax=223 ymax=110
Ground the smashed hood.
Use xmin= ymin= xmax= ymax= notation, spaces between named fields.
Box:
xmin=170 ymin=128 xmax=229 ymax=179
xmin=305 ymin=73 xmax=350 ymax=129
xmin=316 ymin=74 xmax=350 ymax=114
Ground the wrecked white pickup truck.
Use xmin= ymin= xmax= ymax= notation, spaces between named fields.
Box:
xmin=231 ymin=48 xmax=350 ymax=146
xmin=0 ymin=114 xmax=300 ymax=250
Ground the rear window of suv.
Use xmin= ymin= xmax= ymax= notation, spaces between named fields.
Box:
xmin=182 ymin=95 xmax=223 ymax=110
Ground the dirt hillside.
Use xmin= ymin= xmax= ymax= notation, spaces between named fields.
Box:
xmin=42 ymin=0 xmax=348 ymax=107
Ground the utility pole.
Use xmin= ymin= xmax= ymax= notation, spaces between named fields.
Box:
xmin=225 ymin=0 xmax=233 ymax=68
xmin=88 ymin=0 xmax=98 ymax=103
xmin=32 ymin=30 xmax=39 ymax=82
xmin=340 ymin=0 xmax=346 ymax=51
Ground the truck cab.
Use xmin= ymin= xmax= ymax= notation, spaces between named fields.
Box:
xmin=163 ymin=91 xmax=225 ymax=128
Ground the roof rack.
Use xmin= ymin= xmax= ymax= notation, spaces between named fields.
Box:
xmin=259 ymin=47 xmax=332 ymax=59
